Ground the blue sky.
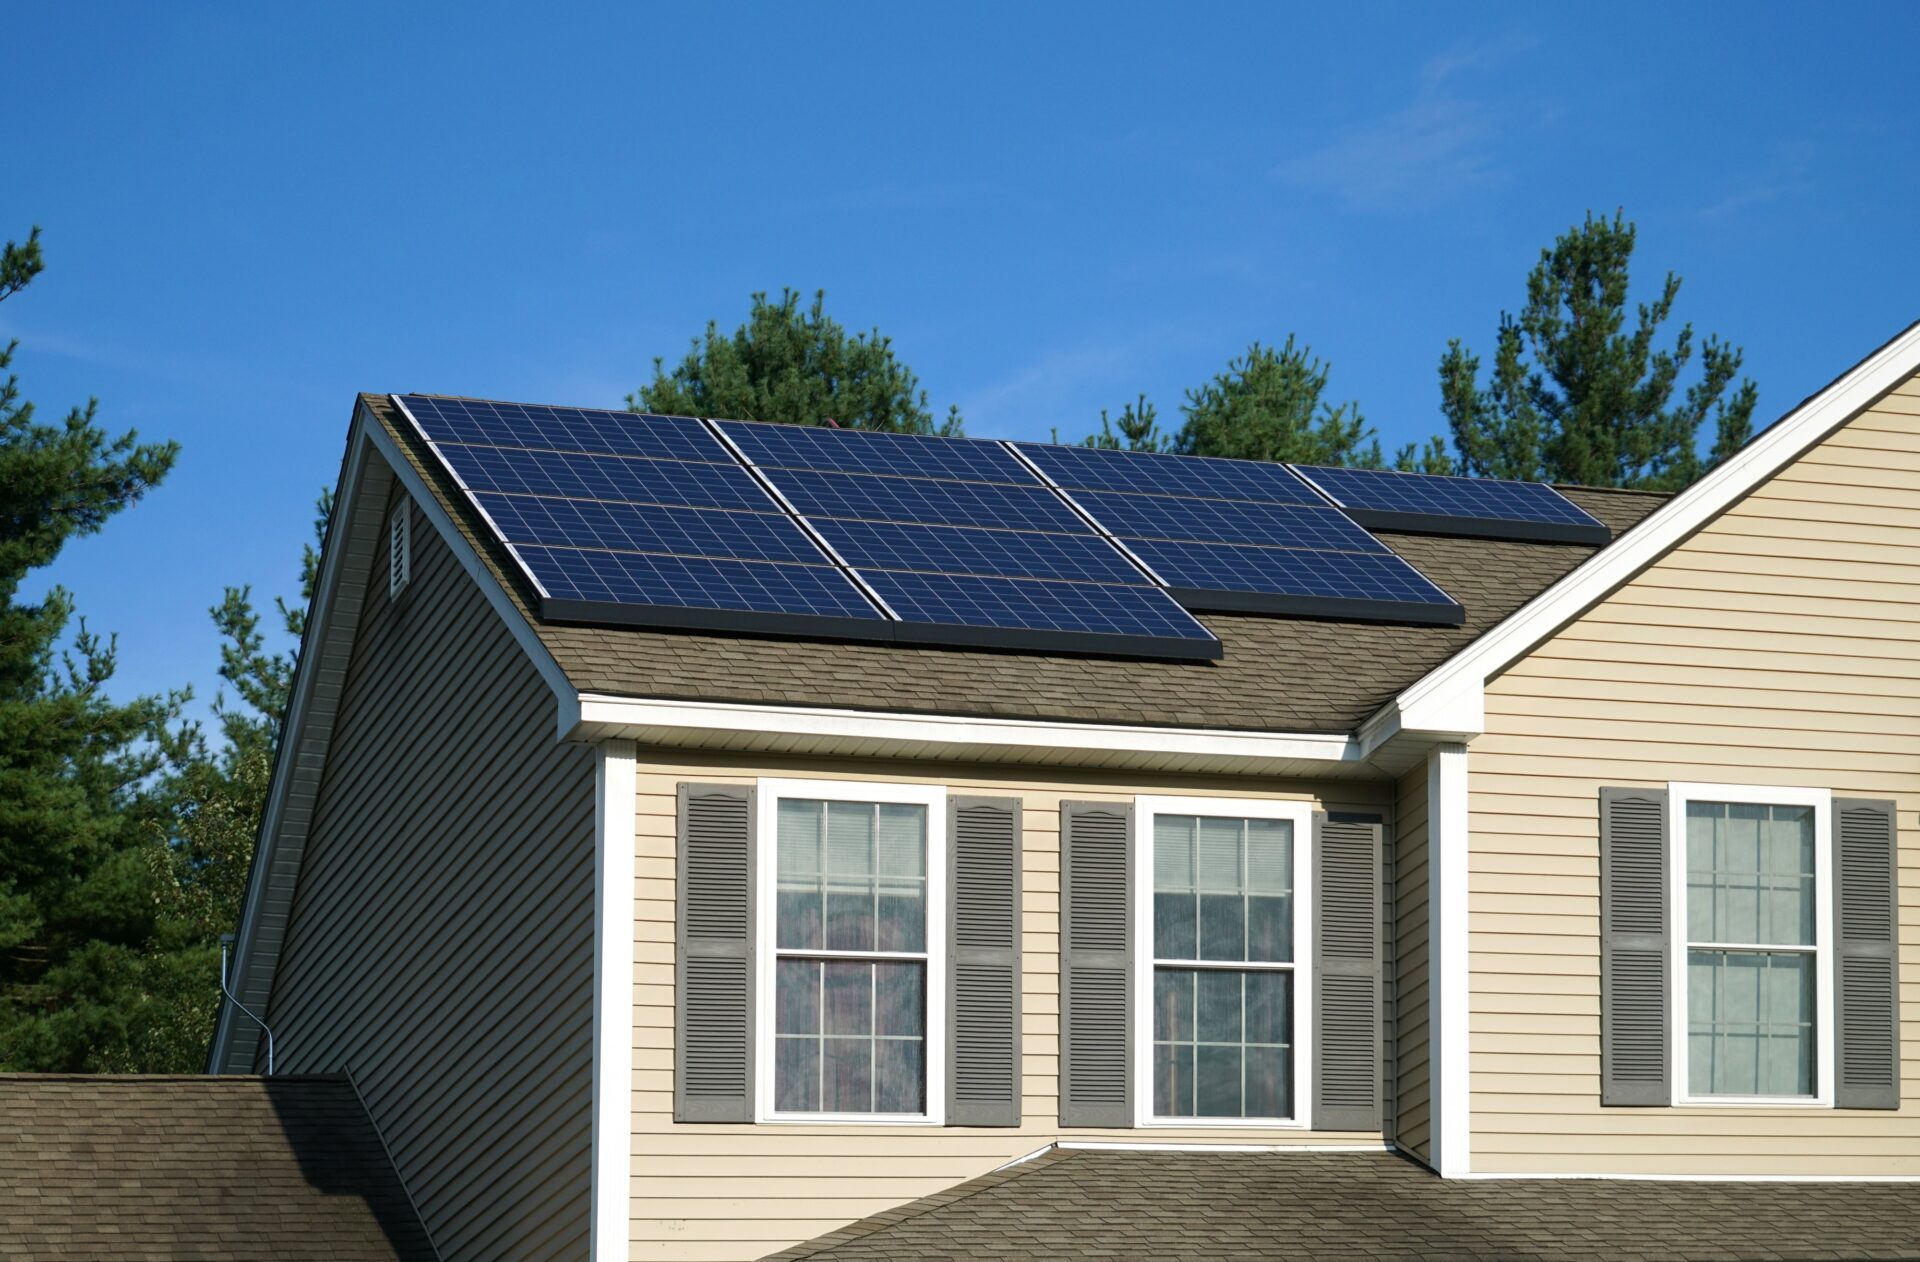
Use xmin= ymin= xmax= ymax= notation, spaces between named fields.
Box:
xmin=10 ymin=3 xmax=1920 ymax=722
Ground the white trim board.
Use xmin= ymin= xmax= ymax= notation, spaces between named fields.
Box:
xmin=1425 ymin=743 xmax=1471 ymax=1178
xmin=590 ymin=742 xmax=636 ymax=1262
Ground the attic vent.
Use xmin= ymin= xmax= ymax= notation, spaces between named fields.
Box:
xmin=388 ymin=504 xmax=411 ymax=598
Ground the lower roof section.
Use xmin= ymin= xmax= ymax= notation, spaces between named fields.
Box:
xmin=763 ymin=1147 xmax=1920 ymax=1262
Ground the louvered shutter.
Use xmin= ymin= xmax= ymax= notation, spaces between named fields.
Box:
xmin=1059 ymin=801 xmax=1132 ymax=1127
xmin=1600 ymin=787 xmax=1670 ymax=1106
xmin=675 ymin=784 xmax=756 ymax=1122
xmin=947 ymin=796 xmax=1022 ymax=1126
xmin=1313 ymin=814 xmax=1382 ymax=1131
xmin=1834 ymin=799 xmax=1900 ymax=1110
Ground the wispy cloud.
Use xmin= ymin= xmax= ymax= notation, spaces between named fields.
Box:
xmin=955 ymin=336 xmax=1176 ymax=441
xmin=1276 ymin=35 xmax=1543 ymax=213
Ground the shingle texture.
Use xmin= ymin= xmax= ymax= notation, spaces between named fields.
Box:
xmin=0 ymin=1075 xmax=435 ymax=1261
xmin=763 ymin=1147 xmax=1920 ymax=1262
xmin=368 ymin=394 xmax=1668 ymax=733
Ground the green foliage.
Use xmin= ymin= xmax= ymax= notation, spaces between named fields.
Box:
xmin=0 ymin=227 xmax=193 ymax=1071
xmin=1083 ymin=394 xmax=1166 ymax=452
xmin=1439 ymin=211 xmax=1757 ymax=489
xmin=635 ymin=289 xmax=962 ymax=435
xmin=1175 ymin=336 xmax=1383 ymax=466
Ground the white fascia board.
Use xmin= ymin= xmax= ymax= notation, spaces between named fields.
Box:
xmin=1371 ymin=318 xmax=1920 ymax=740
xmin=570 ymin=692 xmax=1366 ymax=771
xmin=590 ymin=741 xmax=636 ymax=1262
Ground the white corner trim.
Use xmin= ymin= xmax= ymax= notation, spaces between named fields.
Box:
xmin=1372 ymin=318 xmax=1920 ymax=741
xmin=1427 ymin=743 xmax=1471 ymax=1177
xmin=573 ymin=693 xmax=1363 ymax=767
xmin=591 ymin=740 xmax=637 ymax=1262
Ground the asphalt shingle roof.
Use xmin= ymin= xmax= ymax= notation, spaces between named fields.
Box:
xmin=367 ymin=394 xmax=1668 ymax=733
xmin=762 ymin=1147 xmax=1920 ymax=1262
xmin=0 ymin=1075 xmax=435 ymax=1261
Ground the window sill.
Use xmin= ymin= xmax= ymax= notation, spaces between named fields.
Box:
xmin=1673 ymin=1096 xmax=1833 ymax=1109
xmin=757 ymin=1112 xmax=943 ymax=1126
xmin=1135 ymin=1116 xmax=1310 ymax=1130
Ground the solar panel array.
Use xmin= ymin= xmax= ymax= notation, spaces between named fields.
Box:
xmin=396 ymin=395 xmax=1637 ymax=657
xmin=1291 ymin=464 xmax=1611 ymax=545
xmin=1014 ymin=443 xmax=1463 ymax=623
xmin=715 ymin=419 xmax=1220 ymax=657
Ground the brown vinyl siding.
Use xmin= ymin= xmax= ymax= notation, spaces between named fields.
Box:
xmin=265 ymin=486 xmax=597 ymax=1258
xmin=1393 ymin=763 xmax=1433 ymax=1163
xmin=1468 ymin=372 xmax=1920 ymax=1175
xmin=631 ymin=752 xmax=1392 ymax=1261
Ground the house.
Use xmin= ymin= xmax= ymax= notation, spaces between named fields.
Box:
xmin=207 ymin=322 xmax=1920 ymax=1261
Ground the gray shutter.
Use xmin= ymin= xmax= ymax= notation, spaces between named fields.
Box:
xmin=1834 ymin=798 xmax=1900 ymax=1110
xmin=1059 ymin=801 xmax=1132 ymax=1127
xmin=948 ymin=796 xmax=1023 ymax=1126
xmin=1600 ymin=787 xmax=1670 ymax=1106
xmin=675 ymin=783 xmax=756 ymax=1123
xmin=1313 ymin=813 xmax=1382 ymax=1131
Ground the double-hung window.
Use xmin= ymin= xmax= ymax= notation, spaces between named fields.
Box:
xmin=1134 ymin=797 xmax=1312 ymax=1127
xmin=757 ymin=779 xmax=946 ymax=1123
xmin=1670 ymin=784 xmax=1834 ymax=1105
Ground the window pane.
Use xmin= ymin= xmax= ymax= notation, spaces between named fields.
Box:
xmin=822 ymin=1037 xmax=872 ymax=1112
xmin=1155 ymin=891 xmax=1197 ymax=959
xmin=874 ymin=962 xmax=924 ymax=1038
xmin=823 ymin=961 xmax=872 ymax=1036
xmin=825 ymin=879 xmax=875 ymax=951
xmin=877 ymin=880 xmax=925 ymax=952
xmin=1153 ymin=1041 xmax=1193 ymax=1117
xmin=1199 ymin=893 xmax=1246 ymax=962
xmin=875 ymin=1038 xmax=924 ymax=1113
xmin=1154 ymin=816 xmax=1196 ymax=890
xmin=1245 ymin=819 xmax=1292 ymax=894
xmin=826 ymin=802 xmax=876 ymax=877
xmin=1687 ymin=801 xmax=1815 ymax=946
xmin=876 ymin=804 xmax=926 ymax=878
xmin=1247 ymin=894 xmax=1291 ymax=963
xmin=776 ymin=801 xmax=825 ymax=949
xmin=1688 ymin=950 xmax=1814 ymax=1097
xmin=1154 ymin=968 xmax=1194 ymax=1043
xmin=1196 ymin=1045 xmax=1242 ymax=1117
xmin=776 ymin=959 xmax=820 ymax=1034
xmin=1197 ymin=817 xmax=1243 ymax=891
xmin=1245 ymin=971 xmax=1291 ymax=1046
xmin=775 ymin=1036 xmax=819 ymax=1112
xmin=1244 ymin=1044 xmax=1289 ymax=1119
xmin=1197 ymin=970 xmax=1242 ymax=1044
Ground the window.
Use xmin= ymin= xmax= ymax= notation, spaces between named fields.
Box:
xmin=756 ymin=779 xmax=945 ymax=1123
xmin=1134 ymin=797 xmax=1311 ymax=1127
xmin=1670 ymin=784 xmax=1834 ymax=1106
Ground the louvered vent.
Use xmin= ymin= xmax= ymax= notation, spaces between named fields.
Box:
xmin=387 ymin=504 xmax=411 ymax=599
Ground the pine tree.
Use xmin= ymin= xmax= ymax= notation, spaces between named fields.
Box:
xmin=1439 ymin=211 xmax=1757 ymax=489
xmin=635 ymin=289 xmax=963 ymax=435
xmin=0 ymin=228 xmax=191 ymax=1070
xmin=1083 ymin=394 xmax=1165 ymax=452
xmin=1173 ymin=337 xmax=1385 ymax=466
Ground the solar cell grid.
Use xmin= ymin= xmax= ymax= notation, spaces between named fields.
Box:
xmin=1071 ymin=490 xmax=1389 ymax=554
xmin=771 ymin=468 xmax=1093 ymax=535
xmin=863 ymin=569 xmax=1216 ymax=649
xmin=517 ymin=545 xmax=884 ymax=623
xmin=811 ymin=518 xmax=1150 ymax=586
xmin=475 ymin=493 xmax=826 ymax=565
xmin=402 ymin=394 xmax=723 ymax=463
xmin=1013 ymin=441 xmax=1323 ymax=506
xmin=719 ymin=419 xmax=1037 ymax=485
xmin=1124 ymin=537 xmax=1458 ymax=613
xmin=1290 ymin=464 xmax=1610 ymax=544
xmin=436 ymin=443 xmax=774 ymax=512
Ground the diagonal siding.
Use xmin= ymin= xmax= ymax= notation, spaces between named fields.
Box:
xmin=265 ymin=483 xmax=596 ymax=1258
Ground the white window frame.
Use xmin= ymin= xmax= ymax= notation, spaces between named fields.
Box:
xmin=754 ymin=778 xmax=947 ymax=1126
xmin=1667 ymin=782 xmax=1835 ymax=1108
xmin=1132 ymin=795 xmax=1313 ymax=1129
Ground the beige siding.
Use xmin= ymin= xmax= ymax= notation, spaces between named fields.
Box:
xmin=267 ymin=488 xmax=596 ymax=1258
xmin=632 ymin=752 xmax=1391 ymax=1261
xmin=1469 ymin=372 xmax=1920 ymax=1175
xmin=1393 ymin=763 xmax=1432 ymax=1163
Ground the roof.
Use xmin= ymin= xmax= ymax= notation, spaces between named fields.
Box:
xmin=364 ymin=393 xmax=1667 ymax=734
xmin=0 ymin=1075 xmax=436 ymax=1262
xmin=763 ymin=1147 xmax=1920 ymax=1262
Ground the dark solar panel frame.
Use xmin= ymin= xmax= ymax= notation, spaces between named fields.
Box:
xmin=1121 ymin=537 xmax=1464 ymax=624
xmin=1290 ymin=464 xmax=1612 ymax=546
xmin=862 ymin=569 xmax=1221 ymax=658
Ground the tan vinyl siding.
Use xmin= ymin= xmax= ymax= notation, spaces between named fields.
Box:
xmin=267 ymin=487 xmax=596 ymax=1258
xmin=632 ymin=752 xmax=1391 ymax=1261
xmin=1469 ymin=371 xmax=1920 ymax=1175
xmin=1393 ymin=763 xmax=1433 ymax=1163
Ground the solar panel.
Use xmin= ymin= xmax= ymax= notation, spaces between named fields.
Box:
xmin=402 ymin=394 xmax=723 ymax=463
xmin=1013 ymin=441 xmax=1324 ymax=506
xmin=519 ymin=546 xmax=886 ymax=633
xmin=1071 ymin=490 xmax=1390 ymax=554
xmin=1290 ymin=464 xmax=1611 ymax=545
xmin=717 ymin=419 xmax=1037 ymax=485
xmin=812 ymin=518 xmax=1149 ymax=586
xmin=439 ymin=444 xmax=773 ymax=511
xmin=1124 ymin=537 xmax=1460 ymax=618
xmin=862 ymin=570 xmax=1219 ymax=657
xmin=475 ymin=493 xmax=826 ymax=565
xmin=768 ymin=469 xmax=1093 ymax=535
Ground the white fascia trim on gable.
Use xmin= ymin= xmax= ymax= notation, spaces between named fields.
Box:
xmin=570 ymin=693 xmax=1365 ymax=770
xmin=1365 ymin=317 xmax=1920 ymax=748
xmin=591 ymin=741 xmax=636 ymax=1262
